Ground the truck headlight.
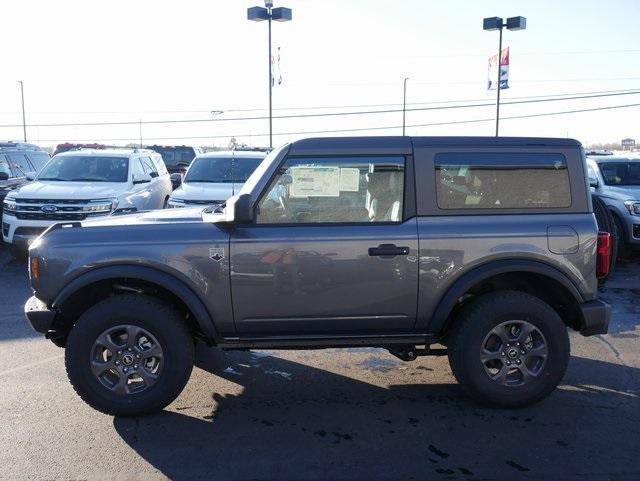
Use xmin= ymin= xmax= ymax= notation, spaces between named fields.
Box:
xmin=83 ymin=199 xmax=117 ymax=215
xmin=2 ymin=198 xmax=17 ymax=215
xmin=167 ymin=198 xmax=186 ymax=208
xmin=623 ymin=200 xmax=640 ymax=216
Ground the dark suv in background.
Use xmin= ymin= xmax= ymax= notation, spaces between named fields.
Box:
xmin=145 ymin=145 xmax=202 ymax=175
xmin=0 ymin=141 xmax=50 ymax=218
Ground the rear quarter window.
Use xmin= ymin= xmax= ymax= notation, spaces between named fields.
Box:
xmin=435 ymin=152 xmax=571 ymax=210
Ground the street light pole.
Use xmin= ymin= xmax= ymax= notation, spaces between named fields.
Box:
xmin=18 ymin=81 xmax=26 ymax=142
xmin=483 ymin=16 xmax=526 ymax=137
xmin=268 ymin=10 xmax=272 ymax=149
xmin=495 ymin=28 xmax=503 ymax=137
xmin=248 ymin=1 xmax=292 ymax=149
xmin=402 ymin=77 xmax=409 ymax=136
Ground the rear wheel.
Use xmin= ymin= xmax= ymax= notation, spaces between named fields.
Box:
xmin=65 ymin=294 xmax=194 ymax=416
xmin=448 ymin=291 xmax=570 ymax=408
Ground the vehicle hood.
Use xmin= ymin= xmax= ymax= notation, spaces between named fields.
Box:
xmin=9 ymin=181 xmax=127 ymax=200
xmin=81 ymin=207 xmax=211 ymax=227
xmin=600 ymin=185 xmax=640 ymax=200
xmin=171 ymin=182 xmax=242 ymax=202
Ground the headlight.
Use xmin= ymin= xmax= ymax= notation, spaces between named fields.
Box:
xmin=2 ymin=198 xmax=17 ymax=214
xmin=623 ymin=200 xmax=640 ymax=216
xmin=83 ymin=199 xmax=117 ymax=214
xmin=167 ymin=198 xmax=186 ymax=208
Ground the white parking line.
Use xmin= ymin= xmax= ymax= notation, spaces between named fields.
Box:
xmin=0 ymin=354 xmax=63 ymax=377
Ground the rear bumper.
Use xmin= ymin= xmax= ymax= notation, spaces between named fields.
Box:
xmin=24 ymin=295 xmax=56 ymax=334
xmin=578 ymin=299 xmax=610 ymax=336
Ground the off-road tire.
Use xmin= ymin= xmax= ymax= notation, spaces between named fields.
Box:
xmin=448 ymin=291 xmax=570 ymax=408
xmin=65 ymin=294 xmax=194 ymax=417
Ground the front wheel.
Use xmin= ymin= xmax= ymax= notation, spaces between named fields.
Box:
xmin=65 ymin=294 xmax=194 ymax=416
xmin=448 ymin=291 xmax=569 ymax=408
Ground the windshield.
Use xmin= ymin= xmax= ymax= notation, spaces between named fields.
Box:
xmin=597 ymin=161 xmax=640 ymax=186
xmin=184 ymin=156 xmax=263 ymax=183
xmin=38 ymin=155 xmax=129 ymax=182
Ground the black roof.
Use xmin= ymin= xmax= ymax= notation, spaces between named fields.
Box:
xmin=288 ymin=136 xmax=582 ymax=155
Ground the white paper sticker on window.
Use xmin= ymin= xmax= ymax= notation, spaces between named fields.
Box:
xmin=339 ymin=168 xmax=360 ymax=192
xmin=290 ymin=166 xmax=340 ymax=197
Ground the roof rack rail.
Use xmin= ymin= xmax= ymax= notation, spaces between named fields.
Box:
xmin=584 ymin=149 xmax=614 ymax=156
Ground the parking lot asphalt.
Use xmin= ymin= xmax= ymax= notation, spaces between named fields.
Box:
xmin=1 ymin=244 xmax=639 ymax=481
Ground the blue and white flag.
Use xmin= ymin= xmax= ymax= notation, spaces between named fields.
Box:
xmin=488 ymin=47 xmax=510 ymax=90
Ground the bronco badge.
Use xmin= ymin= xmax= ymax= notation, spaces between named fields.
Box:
xmin=209 ymin=247 xmax=225 ymax=262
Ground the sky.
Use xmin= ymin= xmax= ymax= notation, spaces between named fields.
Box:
xmin=0 ymin=0 xmax=639 ymax=148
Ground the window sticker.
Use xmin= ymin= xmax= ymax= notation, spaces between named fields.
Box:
xmin=339 ymin=167 xmax=360 ymax=192
xmin=290 ymin=166 xmax=340 ymax=197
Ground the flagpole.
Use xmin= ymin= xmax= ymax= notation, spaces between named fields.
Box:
xmin=495 ymin=26 xmax=503 ymax=137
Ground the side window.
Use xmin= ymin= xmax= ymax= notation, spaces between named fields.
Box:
xmin=140 ymin=157 xmax=158 ymax=177
xmin=435 ymin=152 xmax=571 ymax=210
xmin=7 ymin=153 xmax=33 ymax=175
xmin=151 ymin=155 xmax=167 ymax=176
xmin=0 ymin=156 xmax=13 ymax=178
xmin=131 ymin=158 xmax=147 ymax=180
xmin=257 ymin=156 xmax=405 ymax=224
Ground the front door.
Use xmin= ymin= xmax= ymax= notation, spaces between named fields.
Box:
xmin=230 ymin=154 xmax=418 ymax=335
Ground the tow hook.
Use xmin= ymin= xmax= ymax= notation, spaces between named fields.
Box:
xmin=388 ymin=345 xmax=448 ymax=361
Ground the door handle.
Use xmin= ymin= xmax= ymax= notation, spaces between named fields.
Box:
xmin=368 ymin=244 xmax=410 ymax=257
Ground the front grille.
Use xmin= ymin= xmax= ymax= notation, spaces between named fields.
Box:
xmin=184 ymin=199 xmax=223 ymax=205
xmin=15 ymin=212 xmax=87 ymax=221
xmin=11 ymin=198 xmax=108 ymax=222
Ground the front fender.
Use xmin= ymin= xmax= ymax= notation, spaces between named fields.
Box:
xmin=52 ymin=265 xmax=219 ymax=340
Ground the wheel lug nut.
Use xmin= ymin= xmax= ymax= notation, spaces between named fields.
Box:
xmin=134 ymin=364 xmax=138 ymax=369
xmin=115 ymin=361 xmax=120 ymax=366
xmin=136 ymin=354 xmax=141 ymax=359
xmin=123 ymin=367 xmax=128 ymax=373
xmin=117 ymin=351 xmax=122 ymax=355
xmin=521 ymin=350 xmax=526 ymax=355
xmin=128 ymin=348 xmax=132 ymax=352
xmin=506 ymin=361 xmax=511 ymax=366
xmin=516 ymin=359 xmax=521 ymax=365
xmin=501 ymin=352 xmax=505 ymax=356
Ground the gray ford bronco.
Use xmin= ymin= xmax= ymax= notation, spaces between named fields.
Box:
xmin=24 ymin=136 xmax=611 ymax=416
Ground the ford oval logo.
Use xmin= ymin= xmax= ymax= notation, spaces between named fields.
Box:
xmin=40 ymin=204 xmax=58 ymax=213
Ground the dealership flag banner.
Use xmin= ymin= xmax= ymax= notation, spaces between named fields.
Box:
xmin=488 ymin=47 xmax=510 ymax=90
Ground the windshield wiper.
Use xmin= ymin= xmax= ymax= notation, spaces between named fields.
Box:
xmin=38 ymin=177 xmax=66 ymax=181
xmin=70 ymin=177 xmax=108 ymax=182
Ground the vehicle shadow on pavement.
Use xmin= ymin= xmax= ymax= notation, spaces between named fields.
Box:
xmin=113 ymin=348 xmax=640 ymax=481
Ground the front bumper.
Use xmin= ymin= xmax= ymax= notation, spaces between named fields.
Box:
xmin=578 ymin=299 xmax=610 ymax=336
xmin=24 ymin=295 xmax=56 ymax=334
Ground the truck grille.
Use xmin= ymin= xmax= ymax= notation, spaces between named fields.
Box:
xmin=10 ymin=198 xmax=108 ymax=221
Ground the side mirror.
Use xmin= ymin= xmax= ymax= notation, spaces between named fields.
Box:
xmin=133 ymin=173 xmax=152 ymax=184
xmin=589 ymin=177 xmax=599 ymax=188
xmin=170 ymin=173 xmax=182 ymax=189
xmin=234 ymin=193 xmax=254 ymax=224
xmin=0 ymin=172 xmax=9 ymax=181
xmin=25 ymin=171 xmax=36 ymax=181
